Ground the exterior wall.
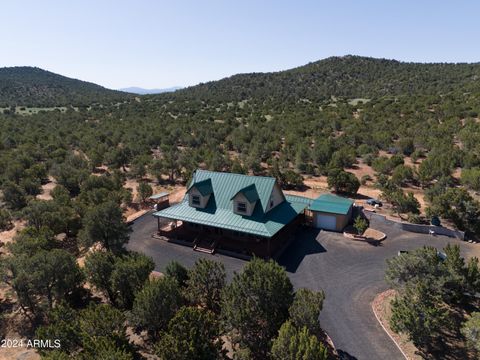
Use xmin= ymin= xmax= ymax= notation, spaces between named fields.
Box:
xmin=336 ymin=206 xmax=352 ymax=230
xmin=312 ymin=206 xmax=352 ymax=232
xmin=188 ymin=187 xmax=211 ymax=208
xmin=178 ymin=215 xmax=304 ymax=258
xmin=232 ymin=192 xmax=256 ymax=216
xmin=266 ymin=182 xmax=285 ymax=212
xmin=269 ymin=214 xmax=304 ymax=256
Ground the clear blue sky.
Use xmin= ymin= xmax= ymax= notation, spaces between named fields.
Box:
xmin=2 ymin=0 xmax=479 ymax=89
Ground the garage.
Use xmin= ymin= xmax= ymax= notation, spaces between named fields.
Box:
xmin=310 ymin=194 xmax=354 ymax=232
xmin=314 ymin=214 xmax=337 ymax=231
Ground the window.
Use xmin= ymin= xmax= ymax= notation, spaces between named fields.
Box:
xmin=192 ymin=195 xmax=201 ymax=206
xmin=237 ymin=202 xmax=247 ymax=213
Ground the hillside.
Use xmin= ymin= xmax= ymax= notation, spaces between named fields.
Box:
xmin=160 ymin=55 xmax=480 ymax=102
xmin=0 ymin=55 xmax=479 ymax=237
xmin=0 ymin=66 xmax=131 ymax=107
xmin=1 ymin=55 xmax=480 ymax=359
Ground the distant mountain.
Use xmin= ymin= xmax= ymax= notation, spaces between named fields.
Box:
xmin=119 ymin=86 xmax=182 ymax=95
xmin=158 ymin=55 xmax=480 ymax=103
xmin=0 ymin=66 xmax=131 ymax=107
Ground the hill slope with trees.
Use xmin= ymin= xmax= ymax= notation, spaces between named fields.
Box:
xmin=158 ymin=55 xmax=480 ymax=102
xmin=0 ymin=66 xmax=131 ymax=107
xmin=1 ymin=55 xmax=480 ymax=359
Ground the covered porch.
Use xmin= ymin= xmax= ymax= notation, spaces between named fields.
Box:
xmin=154 ymin=215 xmax=303 ymax=258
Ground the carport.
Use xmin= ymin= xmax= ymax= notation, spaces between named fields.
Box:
xmin=310 ymin=194 xmax=353 ymax=231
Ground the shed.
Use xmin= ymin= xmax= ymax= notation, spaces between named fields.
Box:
xmin=310 ymin=194 xmax=353 ymax=231
xmin=149 ymin=192 xmax=170 ymax=210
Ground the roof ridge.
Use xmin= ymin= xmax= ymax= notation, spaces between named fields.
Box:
xmin=196 ymin=169 xmax=276 ymax=181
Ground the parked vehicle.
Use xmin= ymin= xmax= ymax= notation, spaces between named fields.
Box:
xmin=366 ymin=198 xmax=383 ymax=206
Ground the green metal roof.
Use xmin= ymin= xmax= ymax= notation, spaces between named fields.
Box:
xmin=153 ymin=170 xmax=310 ymax=237
xmin=188 ymin=170 xmax=276 ymax=213
xmin=309 ymin=194 xmax=353 ymax=215
xmin=187 ymin=178 xmax=213 ymax=196
xmin=230 ymin=184 xmax=259 ymax=203
xmin=149 ymin=192 xmax=169 ymax=200
xmin=285 ymin=194 xmax=314 ymax=206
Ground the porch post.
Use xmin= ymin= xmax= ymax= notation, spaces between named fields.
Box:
xmin=267 ymin=237 xmax=271 ymax=258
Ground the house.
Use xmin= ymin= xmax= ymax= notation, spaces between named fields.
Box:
xmin=309 ymin=194 xmax=354 ymax=231
xmin=153 ymin=170 xmax=311 ymax=258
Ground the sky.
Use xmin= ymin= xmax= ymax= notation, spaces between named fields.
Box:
xmin=1 ymin=0 xmax=480 ymax=89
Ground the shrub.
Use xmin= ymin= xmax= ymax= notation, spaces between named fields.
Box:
xmin=360 ymin=174 xmax=372 ymax=185
xmin=327 ymin=169 xmax=360 ymax=195
xmin=353 ymin=216 xmax=368 ymax=235
xmin=0 ymin=208 xmax=13 ymax=231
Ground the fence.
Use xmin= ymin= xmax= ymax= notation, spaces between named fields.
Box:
xmin=366 ymin=212 xmax=465 ymax=240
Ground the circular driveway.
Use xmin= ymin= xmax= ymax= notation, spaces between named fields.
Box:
xmin=129 ymin=213 xmax=476 ymax=360
xmin=278 ymin=219 xmax=475 ymax=360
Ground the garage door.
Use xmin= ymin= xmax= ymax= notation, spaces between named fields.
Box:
xmin=314 ymin=214 xmax=337 ymax=231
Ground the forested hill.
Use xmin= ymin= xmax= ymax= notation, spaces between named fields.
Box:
xmin=158 ymin=55 xmax=480 ymax=102
xmin=0 ymin=66 xmax=132 ymax=107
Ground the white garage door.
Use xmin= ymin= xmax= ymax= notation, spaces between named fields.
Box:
xmin=314 ymin=214 xmax=337 ymax=231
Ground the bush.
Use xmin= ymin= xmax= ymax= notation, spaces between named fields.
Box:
xmin=461 ymin=312 xmax=480 ymax=353
xmin=461 ymin=168 xmax=480 ymax=191
xmin=407 ymin=213 xmax=423 ymax=224
xmin=360 ymin=174 xmax=372 ymax=185
xmin=353 ymin=216 xmax=368 ymax=235
xmin=431 ymin=216 xmax=441 ymax=226
xmin=271 ymin=321 xmax=327 ymax=360
xmin=0 ymin=208 xmax=13 ymax=231
xmin=391 ymin=165 xmax=414 ymax=186
xmin=222 ymin=258 xmax=294 ymax=358
xmin=327 ymin=169 xmax=360 ymax=195
xmin=398 ymin=138 xmax=415 ymax=156
xmin=165 ymin=261 xmax=189 ymax=287
xmin=137 ymin=182 xmax=153 ymax=203
xmin=282 ymin=170 xmax=304 ymax=189
xmin=155 ymin=307 xmax=224 ymax=360
xmin=289 ymin=288 xmax=325 ymax=337
xmin=329 ymin=147 xmax=356 ymax=169
xmin=186 ymin=259 xmax=225 ymax=313
xmin=130 ymin=277 xmax=182 ymax=337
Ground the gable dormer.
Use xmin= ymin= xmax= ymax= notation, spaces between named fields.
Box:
xmin=187 ymin=178 xmax=213 ymax=209
xmin=230 ymin=184 xmax=259 ymax=216
xmin=266 ymin=181 xmax=286 ymax=212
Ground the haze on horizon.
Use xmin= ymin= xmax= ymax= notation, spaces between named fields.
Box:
xmin=2 ymin=0 xmax=479 ymax=90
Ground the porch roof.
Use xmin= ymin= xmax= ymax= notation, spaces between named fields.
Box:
xmin=153 ymin=194 xmax=308 ymax=237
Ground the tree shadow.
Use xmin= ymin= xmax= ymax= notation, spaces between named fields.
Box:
xmin=277 ymin=228 xmax=326 ymax=273
xmin=337 ymin=349 xmax=359 ymax=360
xmin=351 ymin=192 xmax=374 ymax=200
xmin=283 ymin=183 xmax=312 ymax=192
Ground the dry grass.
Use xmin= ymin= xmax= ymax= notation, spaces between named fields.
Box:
xmin=373 ymin=290 xmax=478 ymax=360
xmin=372 ymin=290 xmax=422 ymax=360
xmin=36 ymin=176 xmax=56 ymax=200
xmin=0 ymin=220 xmax=26 ymax=247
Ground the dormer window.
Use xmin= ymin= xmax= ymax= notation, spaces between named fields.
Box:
xmin=187 ymin=178 xmax=213 ymax=209
xmin=192 ymin=195 xmax=201 ymax=206
xmin=237 ymin=202 xmax=247 ymax=213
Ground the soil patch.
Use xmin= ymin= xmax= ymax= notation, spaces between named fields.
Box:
xmin=372 ymin=290 xmax=421 ymax=360
xmin=36 ymin=176 xmax=56 ymax=200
